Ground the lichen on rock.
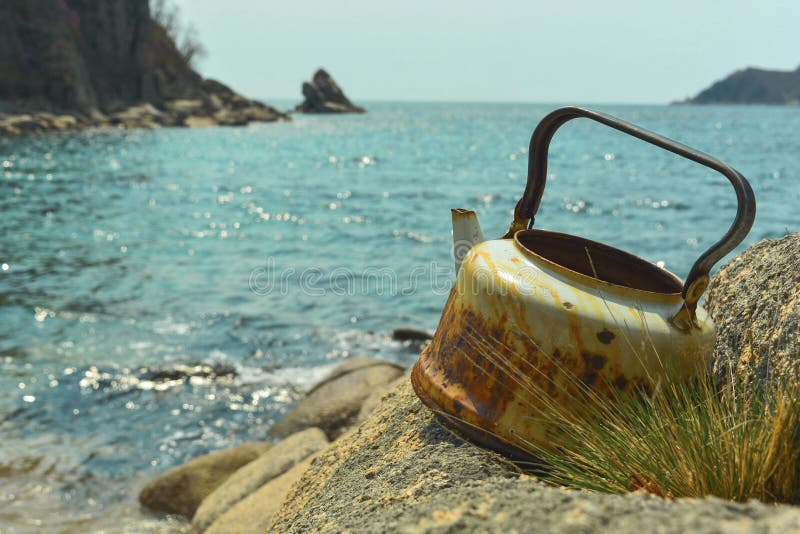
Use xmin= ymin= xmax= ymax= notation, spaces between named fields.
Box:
xmin=705 ymin=233 xmax=800 ymax=386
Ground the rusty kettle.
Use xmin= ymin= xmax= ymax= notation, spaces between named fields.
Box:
xmin=411 ymin=106 xmax=756 ymax=459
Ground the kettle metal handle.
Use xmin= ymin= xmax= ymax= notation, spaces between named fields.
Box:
xmin=509 ymin=106 xmax=756 ymax=320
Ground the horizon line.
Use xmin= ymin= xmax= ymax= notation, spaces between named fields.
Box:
xmin=259 ymin=97 xmax=673 ymax=106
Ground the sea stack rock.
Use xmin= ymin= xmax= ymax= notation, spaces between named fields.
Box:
xmin=295 ymin=69 xmax=365 ymax=114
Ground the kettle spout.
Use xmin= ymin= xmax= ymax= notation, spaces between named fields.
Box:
xmin=452 ymin=208 xmax=484 ymax=274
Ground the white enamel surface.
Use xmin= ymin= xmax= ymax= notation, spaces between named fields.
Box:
xmin=451 ymin=208 xmax=485 ymax=274
xmin=456 ymin=239 xmax=715 ymax=378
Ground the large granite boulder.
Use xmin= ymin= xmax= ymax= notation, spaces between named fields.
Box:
xmin=295 ymin=69 xmax=365 ymax=114
xmin=192 ymin=427 xmax=328 ymax=532
xmin=269 ymin=380 xmax=800 ymax=532
xmin=705 ymin=233 xmax=800 ymax=386
xmin=268 ymin=358 xmax=404 ymax=440
xmin=138 ymin=442 xmax=271 ymax=518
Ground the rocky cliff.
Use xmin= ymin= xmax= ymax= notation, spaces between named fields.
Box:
xmin=0 ymin=0 xmax=286 ymax=133
xmin=685 ymin=65 xmax=800 ymax=105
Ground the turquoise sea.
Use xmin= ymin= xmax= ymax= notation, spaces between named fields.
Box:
xmin=1 ymin=102 xmax=798 ymax=530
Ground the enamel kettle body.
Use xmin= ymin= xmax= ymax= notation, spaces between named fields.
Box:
xmin=411 ymin=107 xmax=756 ymax=459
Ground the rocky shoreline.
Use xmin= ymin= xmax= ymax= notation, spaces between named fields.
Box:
xmin=0 ymin=68 xmax=365 ymax=136
xmin=0 ymin=67 xmax=371 ymax=136
xmin=137 ymin=235 xmax=800 ymax=533
xmin=0 ymin=79 xmax=288 ymax=136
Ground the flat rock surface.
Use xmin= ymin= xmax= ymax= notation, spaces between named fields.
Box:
xmin=706 ymin=233 xmax=800 ymax=385
xmin=270 ymin=379 xmax=800 ymax=533
xmin=138 ymin=442 xmax=270 ymax=518
xmin=192 ymin=427 xmax=328 ymax=532
xmin=206 ymin=456 xmax=315 ymax=534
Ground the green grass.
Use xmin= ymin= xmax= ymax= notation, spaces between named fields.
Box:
xmin=511 ymin=367 xmax=800 ymax=503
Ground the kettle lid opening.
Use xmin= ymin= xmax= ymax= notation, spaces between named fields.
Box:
xmin=515 ymin=230 xmax=683 ymax=295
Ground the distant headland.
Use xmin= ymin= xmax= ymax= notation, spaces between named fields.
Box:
xmin=680 ymin=64 xmax=800 ymax=105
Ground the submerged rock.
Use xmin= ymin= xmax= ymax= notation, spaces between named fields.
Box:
xmin=295 ymin=69 xmax=365 ymax=114
xmin=138 ymin=442 xmax=270 ymax=518
xmin=193 ymin=427 xmax=328 ymax=532
xmin=268 ymin=358 xmax=404 ymax=440
xmin=392 ymin=327 xmax=434 ymax=342
xmin=269 ymin=380 xmax=800 ymax=532
xmin=142 ymin=363 xmax=237 ymax=383
xmin=705 ymin=233 xmax=800 ymax=386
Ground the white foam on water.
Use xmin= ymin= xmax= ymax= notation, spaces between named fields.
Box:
xmin=234 ymin=363 xmax=338 ymax=392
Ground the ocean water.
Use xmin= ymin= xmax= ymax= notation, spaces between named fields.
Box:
xmin=0 ymin=102 xmax=798 ymax=530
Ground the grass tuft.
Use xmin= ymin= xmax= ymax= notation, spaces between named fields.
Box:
xmin=511 ymin=368 xmax=800 ymax=503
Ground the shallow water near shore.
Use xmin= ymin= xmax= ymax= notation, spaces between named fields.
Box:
xmin=1 ymin=102 xmax=798 ymax=530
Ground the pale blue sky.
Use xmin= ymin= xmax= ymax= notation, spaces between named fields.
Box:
xmin=171 ymin=0 xmax=800 ymax=104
